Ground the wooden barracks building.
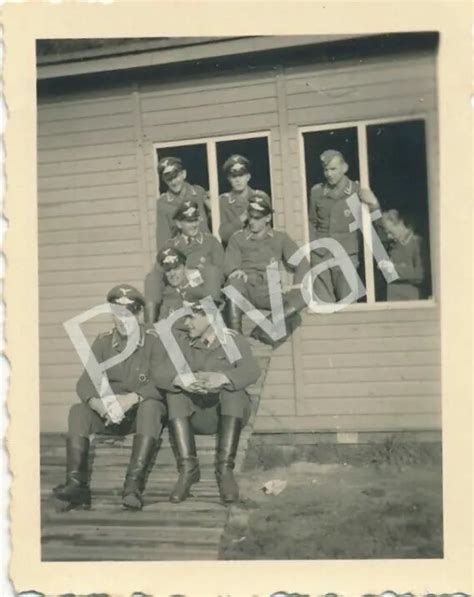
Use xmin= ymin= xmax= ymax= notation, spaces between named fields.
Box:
xmin=37 ymin=34 xmax=441 ymax=441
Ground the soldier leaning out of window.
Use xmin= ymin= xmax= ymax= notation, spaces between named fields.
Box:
xmin=218 ymin=154 xmax=271 ymax=245
xmin=156 ymin=157 xmax=210 ymax=252
xmin=308 ymin=149 xmax=380 ymax=303
xmin=144 ymin=200 xmax=224 ymax=323
xmin=152 ymin=299 xmax=261 ymax=505
xmin=378 ymin=209 xmax=426 ymax=301
xmin=144 ymin=247 xmax=222 ymax=324
xmin=52 ymin=285 xmax=167 ymax=512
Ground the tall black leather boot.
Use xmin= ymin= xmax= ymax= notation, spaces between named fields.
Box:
xmin=53 ymin=436 xmax=91 ymax=509
xmin=168 ymin=417 xmax=200 ymax=503
xmin=250 ymin=303 xmax=301 ymax=346
xmin=223 ymin=299 xmax=243 ymax=333
xmin=144 ymin=301 xmax=160 ymax=324
xmin=122 ymin=434 xmax=157 ymax=510
xmin=215 ymin=416 xmax=242 ymax=504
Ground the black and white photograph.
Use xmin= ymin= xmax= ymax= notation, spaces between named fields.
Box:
xmin=34 ymin=32 xmax=446 ymax=564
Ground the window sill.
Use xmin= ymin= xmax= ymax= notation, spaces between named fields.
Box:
xmin=305 ymin=298 xmax=437 ymax=314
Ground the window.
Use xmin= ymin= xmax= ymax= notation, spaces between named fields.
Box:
xmin=154 ymin=132 xmax=273 ymax=239
xmin=299 ymin=117 xmax=433 ymax=307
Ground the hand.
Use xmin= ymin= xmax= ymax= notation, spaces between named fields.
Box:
xmin=173 ymin=373 xmax=208 ymax=394
xmin=359 ymin=187 xmax=379 ymax=210
xmin=229 ymin=269 xmax=248 ymax=282
xmin=239 ymin=211 xmax=249 ymax=224
xmin=117 ymin=393 xmax=140 ymax=414
xmin=198 ymin=371 xmax=230 ymax=391
xmin=378 ymin=259 xmax=396 ymax=274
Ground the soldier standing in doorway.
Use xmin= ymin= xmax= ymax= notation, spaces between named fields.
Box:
xmin=218 ymin=154 xmax=271 ymax=245
xmin=308 ymin=149 xmax=380 ymax=303
xmin=156 ymin=157 xmax=210 ymax=251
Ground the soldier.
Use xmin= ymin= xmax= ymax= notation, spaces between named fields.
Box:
xmin=308 ymin=149 xmax=380 ymax=303
xmin=153 ymin=300 xmax=261 ymax=504
xmin=223 ymin=194 xmax=309 ymax=345
xmin=52 ymin=285 xmax=167 ymax=511
xmin=379 ymin=209 xmax=426 ymax=301
xmin=218 ymin=154 xmax=271 ymax=245
xmin=145 ymin=200 xmax=224 ymax=322
xmin=156 ymin=157 xmax=210 ymax=251
xmin=144 ymin=247 xmax=222 ymax=323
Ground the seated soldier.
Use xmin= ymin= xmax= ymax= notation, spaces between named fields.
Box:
xmin=378 ymin=209 xmax=426 ymax=301
xmin=144 ymin=247 xmax=222 ymax=323
xmin=153 ymin=300 xmax=261 ymax=504
xmin=156 ymin=157 xmax=210 ymax=251
xmin=52 ymin=285 xmax=167 ymax=511
xmin=223 ymin=194 xmax=310 ymax=345
xmin=145 ymin=200 xmax=224 ymax=322
xmin=218 ymin=154 xmax=271 ymax=245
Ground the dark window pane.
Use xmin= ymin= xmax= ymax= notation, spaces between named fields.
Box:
xmin=156 ymin=143 xmax=209 ymax=195
xmin=216 ymin=137 xmax=272 ymax=198
xmin=367 ymin=120 xmax=432 ymax=301
xmin=302 ymin=128 xmax=366 ymax=303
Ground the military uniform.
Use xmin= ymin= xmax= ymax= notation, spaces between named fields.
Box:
xmin=152 ymin=300 xmax=260 ymax=504
xmin=386 ymin=232 xmax=425 ymax=301
xmin=72 ymin=324 xmax=167 ymax=438
xmin=156 ymin=182 xmax=210 ymax=251
xmin=165 ymin=231 xmax=224 ymax=270
xmin=219 ymin=187 xmax=271 ymax=245
xmin=218 ymin=154 xmax=271 ymax=244
xmin=154 ymin=328 xmax=260 ymax=434
xmin=308 ymin=147 xmax=375 ymax=303
xmin=224 ymin=226 xmax=308 ymax=311
xmin=144 ymin=246 xmax=222 ymax=321
xmin=223 ymin=195 xmax=309 ymax=344
xmin=53 ymin=285 xmax=167 ymax=511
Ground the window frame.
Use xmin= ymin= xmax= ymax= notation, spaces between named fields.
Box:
xmin=153 ymin=130 xmax=274 ymax=240
xmin=297 ymin=114 xmax=436 ymax=312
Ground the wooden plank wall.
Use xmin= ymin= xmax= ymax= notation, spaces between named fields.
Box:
xmin=38 ymin=87 xmax=150 ymax=431
xmin=38 ymin=49 xmax=441 ymax=434
xmin=255 ymin=52 xmax=441 ymax=433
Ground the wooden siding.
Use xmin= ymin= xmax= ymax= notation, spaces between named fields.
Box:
xmin=38 ymin=49 xmax=440 ymax=434
xmin=38 ymin=89 xmax=148 ymax=432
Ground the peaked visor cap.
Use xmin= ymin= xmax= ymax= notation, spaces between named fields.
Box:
xmin=158 ymin=156 xmax=184 ymax=178
xmin=107 ymin=284 xmax=145 ymax=312
xmin=223 ymin=154 xmax=250 ymax=176
xmin=157 ymin=247 xmax=187 ymax=271
xmin=173 ymin=200 xmax=200 ymax=221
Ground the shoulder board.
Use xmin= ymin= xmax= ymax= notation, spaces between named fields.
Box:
xmin=190 ymin=186 xmax=198 ymax=196
xmin=145 ymin=327 xmax=159 ymax=338
xmin=220 ymin=192 xmax=231 ymax=201
xmin=98 ymin=330 xmax=113 ymax=339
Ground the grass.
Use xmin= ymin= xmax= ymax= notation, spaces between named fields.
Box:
xmin=219 ymin=458 xmax=443 ymax=560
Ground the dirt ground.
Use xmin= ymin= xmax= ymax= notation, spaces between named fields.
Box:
xmin=219 ymin=460 xmax=443 ymax=560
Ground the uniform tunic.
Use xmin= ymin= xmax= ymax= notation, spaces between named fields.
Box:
xmin=386 ymin=233 xmax=424 ymax=301
xmin=163 ymin=232 xmax=224 ymax=271
xmin=153 ymin=329 xmax=260 ymax=434
xmin=71 ymin=326 xmax=167 ymax=438
xmin=144 ymin=265 xmax=223 ymax=319
xmin=218 ymin=187 xmax=271 ymax=244
xmin=156 ymin=182 xmax=210 ymax=251
xmin=308 ymin=175 xmax=361 ymax=257
xmin=224 ymin=228 xmax=309 ymax=311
